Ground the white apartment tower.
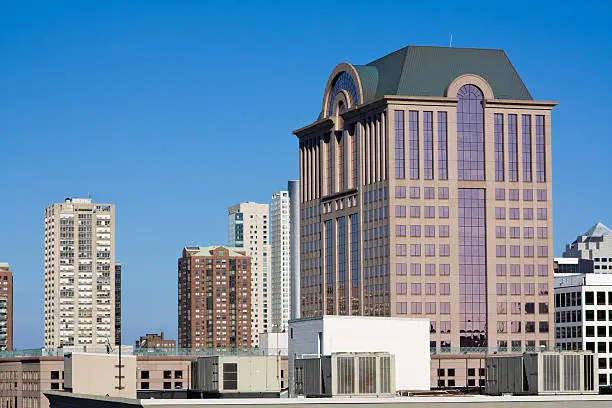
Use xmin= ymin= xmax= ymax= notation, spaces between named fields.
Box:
xmin=44 ymin=198 xmax=116 ymax=349
xmin=271 ymin=191 xmax=291 ymax=333
xmin=228 ymin=202 xmax=269 ymax=346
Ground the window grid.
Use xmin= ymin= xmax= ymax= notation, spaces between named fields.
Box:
xmin=508 ymin=114 xmax=518 ymax=181
xmin=409 ymin=111 xmax=419 ymax=179
xmin=494 ymin=113 xmax=504 ymax=181
xmin=457 ymin=85 xmax=485 ymax=181
xmin=423 ymin=111 xmax=434 ymax=180
xmin=535 ymin=115 xmax=546 ymax=182
xmin=438 ymin=112 xmax=448 ymax=180
xmin=522 ymin=114 xmax=532 ymax=182
xmin=394 ymin=111 xmax=405 ymax=179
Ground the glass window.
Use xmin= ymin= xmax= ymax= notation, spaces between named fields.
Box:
xmin=494 ymin=113 xmax=504 ymax=181
xmin=535 ymin=116 xmax=546 ymax=182
xmin=424 ymin=111 xmax=434 ymax=179
xmin=508 ymin=114 xmax=518 ymax=181
xmin=457 ymin=85 xmax=485 ymax=180
xmin=522 ymin=115 xmax=532 ymax=182
xmin=438 ymin=112 xmax=448 ymax=180
xmin=394 ymin=110 xmax=405 ymax=179
xmin=409 ymin=111 xmax=419 ymax=179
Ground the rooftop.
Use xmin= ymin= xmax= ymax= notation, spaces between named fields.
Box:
xmin=354 ymin=45 xmax=533 ymax=104
xmin=0 ymin=262 xmax=9 ymax=269
xmin=44 ymin=392 xmax=612 ymax=408
xmin=584 ymin=222 xmax=612 ymax=238
xmin=184 ymin=246 xmax=247 ymax=258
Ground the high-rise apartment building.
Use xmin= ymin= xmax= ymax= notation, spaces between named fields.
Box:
xmin=228 ymin=203 xmax=269 ymax=346
xmin=44 ymin=198 xmax=116 ymax=348
xmin=563 ymin=222 xmax=612 ymax=272
xmin=0 ymin=263 xmax=13 ymax=351
xmin=294 ymin=46 xmax=555 ymax=359
xmin=178 ymin=246 xmax=251 ymax=349
xmin=271 ymin=191 xmax=291 ymax=332
xmin=115 ymin=262 xmax=122 ymax=346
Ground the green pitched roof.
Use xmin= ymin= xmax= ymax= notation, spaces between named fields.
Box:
xmin=354 ymin=45 xmax=532 ymax=102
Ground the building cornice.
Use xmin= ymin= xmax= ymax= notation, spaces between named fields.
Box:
xmin=293 ymin=118 xmax=333 ymax=139
xmin=484 ymin=99 xmax=558 ymax=108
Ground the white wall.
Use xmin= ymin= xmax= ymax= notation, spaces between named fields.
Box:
xmin=260 ymin=332 xmax=288 ymax=356
xmin=289 ymin=316 xmax=430 ymax=393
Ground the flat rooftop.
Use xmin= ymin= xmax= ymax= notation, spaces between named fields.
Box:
xmin=45 ymin=392 xmax=612 ymax=408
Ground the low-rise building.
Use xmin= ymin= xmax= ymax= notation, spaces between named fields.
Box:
xmin=136 ymin=355 xmax=193 ymax=391
xmin=135 ymin=332 xmax=176 ymax=350
xmin=555 ymin=257 xmax=595 ymax=275
xmin=0 ymin=354 xmax=64 ymax=408
xmin=554 ymin=272 xmax=612 ymax=385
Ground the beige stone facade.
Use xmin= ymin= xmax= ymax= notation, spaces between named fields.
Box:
xmin=294 ymin=46 xmax=556 ymax=388
xmin=228 ymin=203 xmax=270 ymax=346
xmin=44 ymin=198 xmax=116 ymax=349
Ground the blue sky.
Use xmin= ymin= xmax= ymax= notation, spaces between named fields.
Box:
xmin=0 ymin=1 xmax=610 ymax=348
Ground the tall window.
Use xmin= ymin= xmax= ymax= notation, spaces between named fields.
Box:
xmin=458 ymin=189 xmax=487 ymax=348
xmin=327 ymin=139 xmax=334 ymax=194
xmin=325 ymin=220 xmax=334 ymax=314
xmin=409 ymin=111 xmax=419 ymax=179
xmin=522 ymin=114 xmax=532 ymax=182
xmin=438 ymin=112 xmax=448 ymax=180
xmin=394 ymin=111 xmax=405 ymax=179
xmin=457 ymin=85 xmax=485 ymax=181
xmin=508 ymin=114 xmax=518 ymax=181
xmin=353 ymin=127 xmax=359 ymax=187
xmin=337 ymin=217 xmax=346 ymax=315
xmin=535 ymin=115 xmax=546 ymax=182
xmin=423 ymin=111 xmax=433 ymax=180
xmin=350 ymin=214 xmax=359 ymax=314
xmin=494 ymin=114 xmax=504 ymax=181
xmin=327 ymin=72 xmax=359 ymax=117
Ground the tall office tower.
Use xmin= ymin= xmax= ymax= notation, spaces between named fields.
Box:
xmin=271 ymin=191 xmax=291 ymax=332
xmin=177 ymin=246 xmax=251 ymax=349
xmin=0 ymin=263 xmax=13 ymax=350
xmin=228 ymin=202 xmax=269 ymax=346
xmin=44 ymin=198 xmax=115 ymax=349
xmin=294 ymin=46 xmax=555 ymax=363
xmin=115 ymin=263 xmax=122 ymax=346
xmin=563 ymin=222 xmax=612 ymax=272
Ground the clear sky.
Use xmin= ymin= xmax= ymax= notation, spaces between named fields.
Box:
xmin=0 ymin=0 xmax=610 ymax=348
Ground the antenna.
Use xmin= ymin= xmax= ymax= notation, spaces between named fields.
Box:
xmin=449 ymin=33 xmax=453 ymax=48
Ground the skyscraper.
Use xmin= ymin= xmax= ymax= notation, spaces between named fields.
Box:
xmin=563 ymin=222 xmax=612 ymax=272
xmin=228 ymin=202 xmax=269 ymax=346
xmin=294 ymin=46 xmax=555 ymax=378
xmin=178 ymin=246 xmax=251 ymax=349
xmin=0 ymin=263 xmax=13 ymax=351
xmin=271 ymin=191 xmax=291 ymax=332
xmin=44 ymin=198 xmax=116 ymax=349
xmin=115 ymin=262 xmax=122 ymax=346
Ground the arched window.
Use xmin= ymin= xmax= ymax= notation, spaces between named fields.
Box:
xmin=327 ymin=72 xmax=359 ymax=117
xmin=456 ymin=84 xmax=485 ymax=181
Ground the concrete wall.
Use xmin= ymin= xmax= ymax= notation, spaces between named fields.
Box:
xmin=65 ymin=353 xmax=136 ymax=398
xmin=289 ymin=316 xmax=430 ymax=393
xmin=260 ymin=332 xmax=288 ymax=356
